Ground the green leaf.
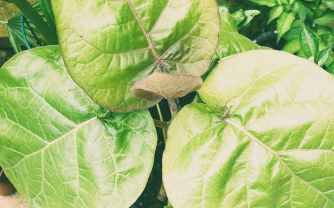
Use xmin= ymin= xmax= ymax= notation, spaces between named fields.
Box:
xmin=232 ymin=10 xmax=246 ymax=25
xmin=317 ymin=47 xmax=333 ymax=67
xmin=282 ymin=20 xmax=302 ymax=41
xmin=0 ymin=46 xmax=157 ymax=208
xmin=327 ymin=62 xmax=334 ymax=74
xmin=289 ymin=0 xmax=295 ymax=5
xmin=326 ymin=0 xmax=334 ymax=10
xmin=282 ymin=38 xmax=300 ymax=53
xmin=316 ymin=27 xmax=333 ymax=39
xmin=164 ymin=50 xmax=334 ymax=207
xmin=215 ymin=12 xmax=263 ymax=59
xmin=241 ymin=10 xmax=261 ymax=27
xmin=218 ymin=3 xmax=230 ymax=13
xmin=268 ymin=6 xmax=284 ymax=24
xmin=277 ymin=12 xmax=296 ymax=41
xmin=37 ymin=0 xmax=56 ymax=34
xmin=11 ymin=0 xmax=57 ymax=44
xmin=220 ymin=12 xmax=239 ymax=33
xmin=232 ymin=10 xmax=260 ymax=27
xmin=248 ymin=0 xmax=278 ymax=7
xmin=278 ymin=0 xmax=289 ymax=5
xmin=314 ymin=12 xmax=334 ymax=26
xmin=299 ymin=25 xmax=319 ymax=58
xmin=314 ymin=0 xmax=322 ymax=7
xmin=6 ymin=2 xmax=48 ymax=53
xmin=51 ymin=0 xmax=220 ymax=112
xmin=293 ymin=1 xmax=307 ymax=22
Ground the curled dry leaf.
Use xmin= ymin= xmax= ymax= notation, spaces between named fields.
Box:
xmin=131 ymin=71 xmax=203 ymax=101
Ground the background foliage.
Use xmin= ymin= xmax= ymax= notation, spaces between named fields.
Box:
xmin=217 ymin=0 xmax=333 ymax=72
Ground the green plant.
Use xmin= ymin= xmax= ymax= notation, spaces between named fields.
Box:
xmin=245 ymin=0 xmax=334 ymax=69
xmin=213 ymin=11 xmax=263 ymax=60
xmin=0 ymin=1 xmax=333 ymax=208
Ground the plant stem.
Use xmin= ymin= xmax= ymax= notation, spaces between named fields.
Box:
xmin=254 ymin=31 xmax=277 ymax=45
xmin=156 ymin=103 xmax=169 ymax=204
xmin=153 ymin=120 xmax=169 ymax=131
xmin=157 ymin=100 xmax=179 ymax=205
xmin=158 ymin=184 xmax=168 ymax=204
xmin=168 ymin=99 xmax=179 ymax=119
xmin=156 ymin=103 xmax=168 ymax=142
xmin=11 ymin=0 xmax=57 ymax=45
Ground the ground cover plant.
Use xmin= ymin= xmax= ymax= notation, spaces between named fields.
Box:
xmin=0 ymin=0 xmax=333 ymax=207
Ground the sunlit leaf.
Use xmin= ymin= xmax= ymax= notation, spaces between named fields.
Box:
xmin=164 ymin=50 xmax=334 ymax=208
xmin=51 ymin=0 xmax=220 ymax=112
xmin=248 ymin=0 xmax=277 ymax=7
xmin=268 ymin=5 xmax=284 ymax=24
xmin=299 ymin=24 xmax=319 ymax=58
xmin=317 ymin=47 xmax=333 ymax=67
xmin=0 ymin=46 xmax=157 ymax=208
xmin=277 ymin=12 xmax=295 ymax=41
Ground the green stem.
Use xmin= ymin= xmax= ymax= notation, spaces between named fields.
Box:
xmin=254 ymin=31 xmax=277 ymax=45
xmin=156 ymin=103 xmax=168 ymax=142
xmin=11 ymin=0 xmax=57 ymax=45
xmin=154 ymin=120 xmax=169 ymax=131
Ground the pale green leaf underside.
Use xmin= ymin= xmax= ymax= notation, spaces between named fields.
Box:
xmin=52 ymin=0 xmax=220 ymax=112
xmin=164 ymin=50 xmax=334 ymax=208
xmin=0 ymin=46 xmax=157 ymax=208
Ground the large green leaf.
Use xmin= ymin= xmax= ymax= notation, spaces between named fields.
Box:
xmin=0 ymin=46 xmax=157 ymax=208
xmin=163 ymin=50 xmax=334 ymax=207
xmin=215 ymin=12 xmax=262 ymax=58
xmin=51 ymin=0 xmax=220 ymax=112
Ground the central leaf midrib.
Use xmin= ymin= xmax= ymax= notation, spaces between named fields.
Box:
xmin=224 ymin=118 xmax=334 ymax=205
xmin=126 ymin=0 xmax=161 ymax=63
xmin=5 ymin=116 xmax=98 ymax=170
